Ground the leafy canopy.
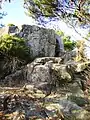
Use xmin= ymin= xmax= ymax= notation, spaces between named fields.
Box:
xmin=24 ymin=0 xmax=90 ymax=27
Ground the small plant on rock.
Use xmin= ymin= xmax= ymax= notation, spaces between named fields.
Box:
xmin=7 ymin=23 xmax=15 ymax=27
xmin=63 ymin=36 xmax=76 ymax=51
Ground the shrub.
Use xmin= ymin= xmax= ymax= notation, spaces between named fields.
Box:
xmin=0 ymin=34 xmax=30 ymax=62
xmin=7 ymin=23 xmax=15 ymax=27
xmin=63 ymin=36 xmax=76 ymax=51
xmin=56 ymin=31 xmax=76 ymax=51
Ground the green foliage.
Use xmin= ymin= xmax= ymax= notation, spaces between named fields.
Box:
xmin=7 ymin=23 xmax=15 ymax=27
xmin=56 ymin=31 xmax=76 ymax=51
xmin=63 ymin=36 xmax=76 ymax=51
xmin=24 ymin=0 xmax=90 ymax=26
xmin=56 ymin=31 xmax=64 ymax=36
xmin=0 ymin=34 xmax=30 ymax=61
xmin=86 ymin=32 xmax=90 ymax=40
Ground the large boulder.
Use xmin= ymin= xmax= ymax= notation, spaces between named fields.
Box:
xmin=18 ymin=25 xmax=56 ymax=59
xmin=0 ymin=25 xmax=19 ymax=36
xmin=0 ymin=25 xmax=65 ymax=60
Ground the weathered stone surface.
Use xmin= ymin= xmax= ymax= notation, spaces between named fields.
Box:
xmin=52 ymin=64 xmax=72 ymax=83
xmin=26 ymin=57 xmax=78 ymax=87
xmin=8 ymin=26 xmax=19 ymax=34
xmin=0 ymin=26 xmax=19 ymax=36
xmin=0 ymin=69 xmax=27 ymax=87
xmin=18 ymin=25 xmax=56 ymax=59
xmin=1 ymin=24 xmax=90 ymax=119
xmin=27 ymin=59 xmax=90 ymax=99
xmin=0 ymin=55 xmax=27 ymax=81
xmin=0 ymin=24 xmax=65 ymax=61
xmin=0 ymin=86 xmax=90 ymax=120
xmin=0 ymin=57 xmax=90 ymax=119
xmin=1 ymin=57 xmax=90 ymax=92
xmin=27 ymin=60 xmax=53 ymax=84
xmin=26 ymin=57 xmax=74 ymax=92
xmin=67 ymin=82 xmax=84 ymax=97
xmin=67 ymin=95 xmax=89 ymax=107
xmin=45 ymin=99 xmax=88 ymax=120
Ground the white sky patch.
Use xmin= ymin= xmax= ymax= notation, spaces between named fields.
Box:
xmin=40 ymin=19 xmax=89 ymax=41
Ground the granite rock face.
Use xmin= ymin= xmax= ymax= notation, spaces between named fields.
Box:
xmin=18 ymin=25 xmax=56 ymax=59
xmin=0 ymin=25 xmax=64 ymax=59
xmin=0 ymin=25 xmax=19 ymax=36
xmin=1 ymin=57 xmax=90 ymax=90
xmin=0 ymin=25 xmax=65 ymax=81
xmin=1 ymin=57 xmax=90 ymax=119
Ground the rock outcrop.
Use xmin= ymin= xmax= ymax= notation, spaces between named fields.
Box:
xmin=18 ymin=25 xmax=56 ymax=58
xmin=1 ymin=25 xmax=90 ymax=119
xmin=0 ymin=25 xmax=65 ymax=59
xmin=1 ymin=57 xmax=90 ymax=93
xmin=0 ymin=26 xmax=19 ymax=36
xmin=0 ymin=57 xmax=90 ymax=119
xmin=0 ymin=25 xmax=59 ymax=79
